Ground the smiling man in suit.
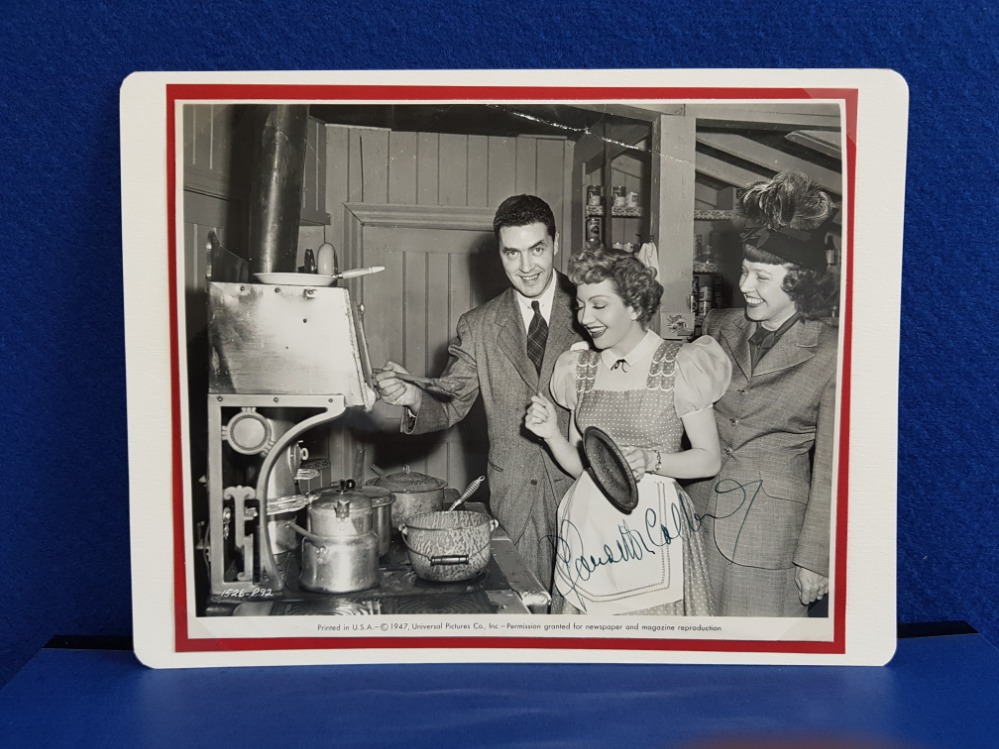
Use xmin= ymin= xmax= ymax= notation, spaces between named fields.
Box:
xmin=375 ymin=195 xmax=584 ymax=595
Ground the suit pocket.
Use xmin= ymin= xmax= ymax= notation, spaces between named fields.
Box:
xmin=708 ymin=472 xmax=806 ymax=569
xmin=488 ymin=460 xmax=504 ymax=472
xmin=758 ymin=471 xmax=809 ymax=505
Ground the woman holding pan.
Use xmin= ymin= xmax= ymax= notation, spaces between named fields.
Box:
xmin=524 ymin=246 xmax=730 ymax=615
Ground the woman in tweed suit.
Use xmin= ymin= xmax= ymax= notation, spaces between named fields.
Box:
xmin=686 ymin=170 xmax=840 ymax=617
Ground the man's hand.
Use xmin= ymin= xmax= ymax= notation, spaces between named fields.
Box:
xmin=373 ymin=361 xmax=423 ymax=413
xmin=794 ymin=566 xmax=829 ymax=606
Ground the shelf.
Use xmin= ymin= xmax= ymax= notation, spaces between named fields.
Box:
xmin=585 ymin=204 xmax=644 ymax=218
xmin=694 ymin=209 xmax=734 ymax=221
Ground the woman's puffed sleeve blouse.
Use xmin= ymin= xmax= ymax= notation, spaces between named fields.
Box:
xmin=549 ymin=347 xmax=585 ymax=410
xmin=673 ymin=336 xmax=732 ymax=418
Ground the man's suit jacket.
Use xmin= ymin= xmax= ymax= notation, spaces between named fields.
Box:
xmin=408 ymin=273 xmax=584 ymax=575
xmin=686 ymin=307 xmax=838 ymax=578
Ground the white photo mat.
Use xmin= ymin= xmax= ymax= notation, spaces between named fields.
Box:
xmin=121 ymin=69 xmax=906 ymax=668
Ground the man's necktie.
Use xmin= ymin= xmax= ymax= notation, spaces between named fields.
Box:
xmin=526 ymin=300 xmax=548 ymax=375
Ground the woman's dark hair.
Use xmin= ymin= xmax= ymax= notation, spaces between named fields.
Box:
xmin=493 ymin=195 xmax=557 ymax=241
xmin=742 ymin=243 xmax=840 ymax=319
xmin=739 ymin=171 xmax=840 ymax=320
xmin=568 ymin=246 xmax=663 ymax=325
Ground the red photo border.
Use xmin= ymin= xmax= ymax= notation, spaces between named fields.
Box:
xmin=167 ymin=82 xmax=857 ymax=656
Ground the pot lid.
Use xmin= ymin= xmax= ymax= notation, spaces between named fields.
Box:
xmin=582 ymin=426 xmax=639 ymax=514
xmin=357 ymin=486 xmax=394 ymax=507
xmin=266 ymin=493 xmax=310 ymax=515
xmin=368 ymin=466 xmax=447 ymax=492
xmin=312 ymin=480 xmax=373 ymax=516
xmin=311 ymin=493 xmax=373 ymax=514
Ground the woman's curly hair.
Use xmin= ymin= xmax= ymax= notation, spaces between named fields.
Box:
xmin=739 ymin=170 xmax=840 ymax=319
xmin=568 ymin=246 xmax=663 ymax=325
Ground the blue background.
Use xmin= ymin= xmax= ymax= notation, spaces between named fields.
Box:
xmin=1 ymin=1 xmax=996 ymax=686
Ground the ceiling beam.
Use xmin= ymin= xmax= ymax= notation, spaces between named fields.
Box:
xmin=785 ymin=129 xmax=843 ymax=159
xmin=578 ymin=123 xmax=651 ymax=169
xmin=686 ymin=103 xmax=840 ymax=131
xmin=696 ymin=132 xmax=841 ymax=195
xmin=568 ymin=102 xmax=685 ymax=123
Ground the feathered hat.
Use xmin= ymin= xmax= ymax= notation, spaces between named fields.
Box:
xmin=736 ymin=171 xmax=837 ymax=272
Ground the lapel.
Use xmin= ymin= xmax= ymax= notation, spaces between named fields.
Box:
xmin=751 ymin=318 xmax=820 ymax=377
xmin=539 ymin=275 xmax=582 ymax=387
xmin=495 ymin=288 xmax=540 ymax=390
xmin=718 ymin=312 xmax=754 ymax=382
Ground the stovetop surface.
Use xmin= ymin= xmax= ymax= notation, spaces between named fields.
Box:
xmin=222 ymin=536 xmax=529 ymax=615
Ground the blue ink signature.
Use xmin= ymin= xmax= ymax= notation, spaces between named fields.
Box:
xmin=545 ymin=500 xmax=697 ymax=603
xmin=543 ymin=478 xmax=767 ymax=608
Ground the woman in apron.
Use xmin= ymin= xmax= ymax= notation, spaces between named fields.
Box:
xmin=525 ymin=246 xmax=730 ymax=615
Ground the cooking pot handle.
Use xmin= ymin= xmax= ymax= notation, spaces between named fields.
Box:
xmin=430 ymin=555 xmax=469 ymax=566
xmin=289 ymin=522 xmax=326 ymax=550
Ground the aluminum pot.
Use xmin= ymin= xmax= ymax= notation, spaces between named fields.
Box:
xmin=366 ymin=466 xmax=446 ymax=530
xmin=265 ymin=494 xmax=310 ymax=555
xmin=357 ymin=486 xmax=394 ymax=556
xmin=400 ymin=510 xmax=498 ymax=583
xmin=292 ymin=483 xmax=379 ymax=593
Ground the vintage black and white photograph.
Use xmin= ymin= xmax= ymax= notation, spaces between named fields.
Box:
xmin=121 ymin=70 xmax=905 ymax=667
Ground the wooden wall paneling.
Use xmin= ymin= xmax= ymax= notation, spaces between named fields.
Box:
xmin=569 ymin=138 xmax=585 ymax=264
xmin=650 ymin=113 xmax=696 ymax=326
xmin=426 ymin=252 xmax=451 ymax=374
xmin=535 ymin=140 xmax=566 ymax=262
xmin=360 ymin=128 xmax=389 ymax=203
xmin=325 ymin=126 xmax=350 ymax=253
xmin=426 ymin=439 xmax=450 ymax=486
xmin=347 ymin=129 xmax=364 ymax=203
xmin=403 ymin=251 xmax=428 ymax=376
xmin=425 ymin=250 xmax=455 ymax=484
xmin=559 ymin=139 xmax=574 ymax=273
xmin=302 ymin=117 xmax=319 ymax=216
xmin=449 ymin=248 xmax=473 ymax=336
xmin=467 ymin=135 xmax=489 ymax=207
xmin=487 ymin=137 xmax=517 ymax=207
xmin=388 ymin=131 xmax=418 ymax=205
xmin=193 ymin=105 xmax=212 ymax=171
xmin=183 ymin=105 xmax=195 ymax=167
xmin=438 ymin=134 xmax=468 ymax=207
xmin=515 ymin=136 xmax=537 ymax=195
xmin=416 ymin=133 xmax=439 ymax=205
xmin=369 ymin=239 xmax=402 ymax=370
xmin=211 ymin=105 xmax=234 ymax=176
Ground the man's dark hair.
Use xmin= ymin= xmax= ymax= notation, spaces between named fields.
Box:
xmin=493 ymin=195 xmax=557 ymax=241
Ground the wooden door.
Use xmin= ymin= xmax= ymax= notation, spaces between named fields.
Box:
xmin=341 ymin=204 xmax=507 ymax=493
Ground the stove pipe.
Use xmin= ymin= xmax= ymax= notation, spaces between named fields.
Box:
xmin=248 ymin=105 xmax=309 ymax=274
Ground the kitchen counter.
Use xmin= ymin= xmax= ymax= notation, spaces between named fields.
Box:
xmin=216 ymin=502 xmax=550 ymax=616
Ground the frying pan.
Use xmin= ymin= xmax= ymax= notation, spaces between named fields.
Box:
xmin=582 ymin=425 xmax=640 ymax=514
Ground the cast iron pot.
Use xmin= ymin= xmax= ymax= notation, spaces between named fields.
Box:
xmin=400 ymin=510 xmax=498 ymax=583
xmin=292 ymin=482 xmax=379 ymax=593
xmin=366 ymin=466 xmax=447 ymax=530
